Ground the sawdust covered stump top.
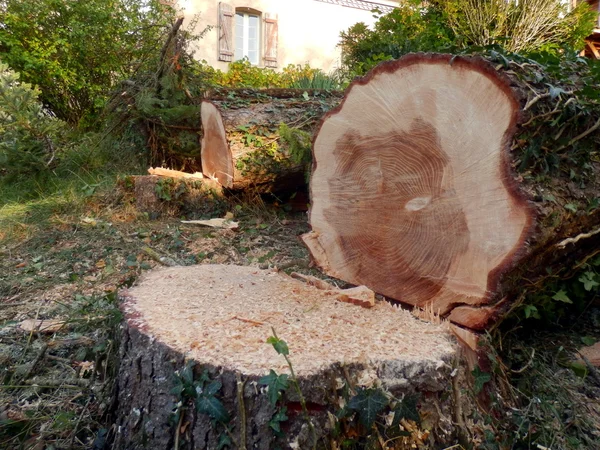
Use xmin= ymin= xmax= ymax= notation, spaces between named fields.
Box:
xmin=303 ymin=53 xmax=534 ymax=322
xmin=121 ymin=264 xmax=454 ymax=376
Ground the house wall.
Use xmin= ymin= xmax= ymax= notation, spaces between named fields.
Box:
xmin=179 ymin=0 xmax=399 ymax=72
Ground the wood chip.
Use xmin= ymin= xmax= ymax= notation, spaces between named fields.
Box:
xmin=336 ymin=285 xmax=376 ymax=308
xmin=19 ymin=319 xmax=67 ymax=334
xmin=181 ymin=218 xmax=239 ymax=229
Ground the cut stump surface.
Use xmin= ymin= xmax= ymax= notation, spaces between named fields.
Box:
xmin=115 ymin=264 xmax=457 ymax=449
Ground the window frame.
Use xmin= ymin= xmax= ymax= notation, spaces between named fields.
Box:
xmin=234 ymin=8 xmax=262 ymax=66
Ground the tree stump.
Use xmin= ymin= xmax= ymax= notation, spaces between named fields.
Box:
xmin=113 ymin=265 xmax=457 ymax=449
xmin=201 ymin=90 xmax=342 ymax=192
xmin=302 ymin=53 xmax=600 ymax=330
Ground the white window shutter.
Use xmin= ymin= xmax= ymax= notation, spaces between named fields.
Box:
xmin=218 ymin=2 xmax=234 ymax=62
xmin=263 ymin=13 xmax=278 ymax=68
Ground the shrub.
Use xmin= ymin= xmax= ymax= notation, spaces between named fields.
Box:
xmin=0 ymin=62 xmax=66 ymax=180
xmin=338 ymin=0 xmax=597 ymax=76
xmin=440 ymin=0 xmax=597 ymax=54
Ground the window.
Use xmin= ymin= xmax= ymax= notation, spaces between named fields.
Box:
xmin=234 ymin=11 xmax=260 ymax=65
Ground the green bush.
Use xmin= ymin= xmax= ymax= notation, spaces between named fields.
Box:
xmin=204 ymin=58 xmax=343 ymax=90
xmin=339 ymin=1 xmax=455 ymax=76
xmin=0 ymin=0 xmax=180 ymax=126
xmin=338 ymin=0 xmax=597 ymax=76
xmin=0 ymin=62 xmax=66 ymax=180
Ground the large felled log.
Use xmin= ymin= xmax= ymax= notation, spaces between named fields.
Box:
xmin=113 ymin=264 xmax=458 ymax=449
xmin=201 ymin=90 xmax=342 ymax=191
xmin=302 ymin=53 xmax=600 ymax=330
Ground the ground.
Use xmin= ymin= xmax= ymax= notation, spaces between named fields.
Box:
xmin=1 ymin=185 xmax=599 ymax=449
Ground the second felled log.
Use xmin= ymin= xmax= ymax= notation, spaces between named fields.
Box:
xmin=303 ymin=53 xmax=600 ymax=330
xmin=201 ymin=90 xmax=342 ymax=191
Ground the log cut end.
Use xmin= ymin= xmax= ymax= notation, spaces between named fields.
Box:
xmin=201 ymin=101 xmax=234 ymax=187
xmin=121 ymin=264 xmax=455 ymax=378
xmin=305 ymin=54 xmax=534 ymax=329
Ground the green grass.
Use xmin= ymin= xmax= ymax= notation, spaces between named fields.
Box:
xmin=0 ymin=132 xmax=145 ymax=242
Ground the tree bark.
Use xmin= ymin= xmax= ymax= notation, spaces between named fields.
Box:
xmin=302 ymin=53 xmax=600 ymax=330
xmin=112 ymin=264 xmax=459 ymax=449
xmin=201 ymin=91 xmax=342 ymax=192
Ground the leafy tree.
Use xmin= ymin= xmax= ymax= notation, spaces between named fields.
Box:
xmin=339 ymin=1 xmax=455 ymax=76
xmin=439 ymin=0 xmax=597 ymax=54
xmin=0 ymin=62 xmax=64 ymax=179
xmin=339 ymin=0 xmax=597 ymax=76
xmin=0 ymin=0 xmax=179 ymax=126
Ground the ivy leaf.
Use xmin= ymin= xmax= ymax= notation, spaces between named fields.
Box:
xmin=523 ymin=304 xmax=539 ymax=320
xmin=581 ymin=336 xmax=596 ymax=346
xmin=392 ymin=394 xmax=420 ymax=427
xmin=266 ymin=336 xmax=289 ymax=356
xmin=204 ymin=380 xmax=222 ymax=397
xmin=347 ymin=388 xmax=389 ymax=429
xmin=269 ymin=406 xmax=289 ymax=436
xmin=259 ymin=370 xmax=289 ymax=406
xmin=471 ymin=366 xmax=491 ymax=395
xmin=196 ymin=395 xmax=229 ymax=423
xmin=547 ymin=84 xmax=566 ymax=100
xmin=217 ymin=433 xmax=232 ymax=450
xmin=181 ymin=361 xmax=195 ymax=386
xmin=552 ymin=290 xmax=573 ymax=303
xmin=579 ymin=271 xmax=599 ymax=292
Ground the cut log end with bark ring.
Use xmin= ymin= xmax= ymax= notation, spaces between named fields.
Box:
xmin=113 ymin=264 xmax=457 ymax=449
xmin=303 ymin=53 xmax=535 ymax=329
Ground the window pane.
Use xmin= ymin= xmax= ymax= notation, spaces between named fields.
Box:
xmin=235 ymin=13 xmax=244 ymax=61
xmin=247 ymin=15 xmax=259 ymax=65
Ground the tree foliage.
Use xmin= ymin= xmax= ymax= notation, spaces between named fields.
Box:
xmin=0 ymin=0 xmax=179 ymax=126
xmin=0 ymin=62 xmax=65 ymax=179
xmin=339 ymin=0 xmax=597 ymax=76
xmin=440 ymin=0 xmax=596 ymax=54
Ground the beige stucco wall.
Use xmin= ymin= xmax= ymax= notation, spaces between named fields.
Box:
xmin=179 ymin=0 xmax=399 ymax=71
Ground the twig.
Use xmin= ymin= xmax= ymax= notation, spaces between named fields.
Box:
xmin=556 ymin=117 xmax=600 ymax=153
xmin=69 ymin=396 xmax=92 ymax=449
xmin=236 ymin=373 xmax=247 ymax=450
xmin=174 ymin=406 xmax=184 ymax=450
xmin=141 ymin=246 xmax=178 ymax=267
xmin=230 ymin=316 xmax=264 ymax=327
xmin=511 ymin=349 xmax=535 ymax=374
xmin=556 ymin=226 xmax=600 ymax=249
xmin=21 ymin=343 xmax=48 ymax=381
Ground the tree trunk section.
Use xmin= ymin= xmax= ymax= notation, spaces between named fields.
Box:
xmin=302 ymin=53 xmax=600 ymax=330
xmin=112 ymin=264 xmax=459 ymax=449
xmin=201 ymin=91 xmax=342 ymax=192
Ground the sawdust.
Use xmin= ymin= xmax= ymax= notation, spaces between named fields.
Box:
xmin=122 ymin=264 xmax=456 ymax=376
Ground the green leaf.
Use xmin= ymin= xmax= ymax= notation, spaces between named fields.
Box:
xmin=196 ymin=395 xmax=230 ymax=423
xmin=392 ymin=394 xmax=420 ymax=426
xmin=564 ymin=203 xmax=578 ymax=213
xmin=266 ymin=336 xmax=289 ymax=356
xmin=581 ymin=336 xmax=596 ymax=346
xmin=269 ymin=406 xmax=289 ymax=436
xmin=259 ymin=370 xmax=289 ymax=406
xmin=217 ymin=433 xmax=232 ymax=450
xmin=579 ymin=271 xmax=599 ymax=291
xmin=347 ymin=388 xmax=389 ymax=429
xmin=523 ymin=304 xmax=539 ymax=319
xmin=471 ymin=366 xmax=491 ymax=395
xmin=204 ymin=380 xmax=222 ymax=397
xmin=181 ymin=361 xmax=195 ymax=386
xmin=552 ymin=290 xmax=573 ymax=303
xmin=302 ymin=91 xmax=310 ymax=101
